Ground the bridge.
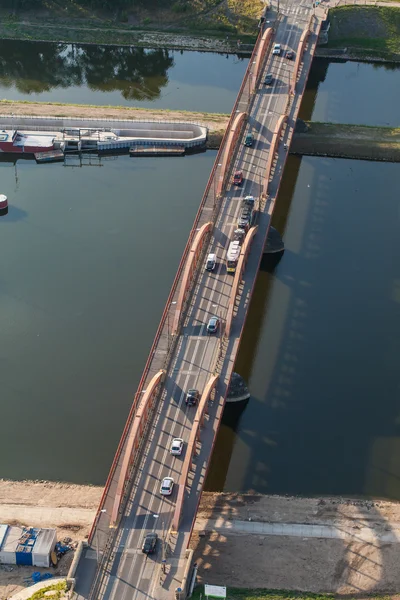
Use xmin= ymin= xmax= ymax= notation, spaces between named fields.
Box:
xmin=75 ymin=1 xmax=324 ymax=599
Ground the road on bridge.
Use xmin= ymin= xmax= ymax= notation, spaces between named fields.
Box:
xmin=81 ymin=1 xmax=319 ymax=599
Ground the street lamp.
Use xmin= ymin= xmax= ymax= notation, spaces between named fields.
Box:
xmin=95 ymin=509 xmax=107 ymax=563
xmin=166 ymin=301 xmax=177 ymax=351
xmin=213 ymin=163 xmax=222 ymax=208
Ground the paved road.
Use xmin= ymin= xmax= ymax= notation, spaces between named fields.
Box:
xmin=88 ymin=2 xmax=316 ymax=600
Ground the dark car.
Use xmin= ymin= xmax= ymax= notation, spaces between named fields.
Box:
xmin=207 ymin=316 xmax=220 ymax=334
xmin=186 ymin=389 xmax=199 ymax=406
xmin=244 ymin=132 xmax=254 ymax=147
xmin=264 ymin=73 xmax=273 ymax=85
xmin=233 ymin=170 xmax=243 ymax=185
xmin=142 ymin=532 xmax=158 ymax=554
xmin=238 ymin=207 xmax=253 ymax=230
xmin=285 ymin=50 xmax=294 ymax=60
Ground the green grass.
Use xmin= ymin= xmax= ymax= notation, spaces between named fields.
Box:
xmin=0 ymin=0 xmax=260 ymax=46
xmin=191 ymin=589 xmax=399 ymax=600
xmin=0 ymin=99 xmax=228 ymax=119
xmin=27 ymin=581 xmax=67 ymax=600
xmin=326 ymin=6 xmax=400 ymax=56
xmin=191 ymin=590 xmax=336 ymax=600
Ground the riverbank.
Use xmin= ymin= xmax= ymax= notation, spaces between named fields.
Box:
xmin=3 ymin=101 xmax=400 ymax=160
xmin=0 ymin=0 xmax=261 ymax=50
xmin=191 ymin=492 xmax=400 ymax=594
xmin=323 ymin=5 xmax=400 ymax=61
xmin=0 ymin=480 xmax=102 ymax=600
xmin=291 ymin=122 xmax=400 ymax=161
xmin=0 ymin=100 xmax=229 ymax=150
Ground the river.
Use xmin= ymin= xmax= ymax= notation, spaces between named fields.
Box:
xmin=0 ymin=151 xmax=217 ymax=483
xmin=2 ymin=45 xmax=400 ymax=499
xmin=207 ymin=155 xmax=400 ymax=499
xmin=0 ymin=39 xmax=248 ymax=113
xmin=299 ymin=58 xmax=400 ymax=126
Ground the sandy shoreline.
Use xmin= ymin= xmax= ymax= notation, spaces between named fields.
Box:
xmin=0 ymin=100 xmax=229 ymax=134
xmin=0 ymin=480 xmax=102 ymax=599
xmin=0 ymin=479 xmax=102 ymax=540
xmin=191 ymin=492 xmax=400 ymax=594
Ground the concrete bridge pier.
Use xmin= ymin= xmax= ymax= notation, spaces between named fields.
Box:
xmin=264 ymin=226 xmax=284 ymax=254
xmin=226 ymin=372 xmax=251 ymax=404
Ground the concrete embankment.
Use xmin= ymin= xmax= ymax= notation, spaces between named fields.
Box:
xmin=291 ymin=122 xmax=400 ymax=161
xmin=3 ymin=102 xmax=400 ymax=160
xmin=0 ymin=100 xmax=228 ymax=150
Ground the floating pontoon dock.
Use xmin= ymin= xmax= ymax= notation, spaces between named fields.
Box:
xmin=0 ymin=115 xmax=208 ymax=156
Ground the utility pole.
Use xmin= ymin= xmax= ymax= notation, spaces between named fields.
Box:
xmin=162 ymin=521 xmax=166 ymax=574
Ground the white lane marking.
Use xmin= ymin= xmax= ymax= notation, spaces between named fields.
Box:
xmin=106 ymin=13 xmax=309 ymax=600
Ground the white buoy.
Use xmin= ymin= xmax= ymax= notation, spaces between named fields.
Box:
xmin=0 ymin=194 xmax=8 ymax=215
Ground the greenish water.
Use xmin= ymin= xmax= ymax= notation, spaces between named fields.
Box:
xmin=207 ymin=156 xmax=400 ymax=499
xmin=0 ymin=152 xmax=216 ymax=483
xmin=0 ymin=39 xmax=248 ymax=113
xmin=299 ymin=58 xmax=400 ymax=126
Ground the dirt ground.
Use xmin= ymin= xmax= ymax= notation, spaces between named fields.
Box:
xmin=0 ymin=480 xmax=102 ymax=599
xmin=191 ymin=493 xmax=400 ymax=594
xmin=0 ymin=101 xmax=228 ymax=140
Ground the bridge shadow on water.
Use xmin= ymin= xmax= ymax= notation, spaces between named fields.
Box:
xmin=198 ymin=155 xmax=400 ymax=594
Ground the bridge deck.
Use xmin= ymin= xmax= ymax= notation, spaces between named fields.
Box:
xmin=75 ymin=3 xmax=324 ymax=599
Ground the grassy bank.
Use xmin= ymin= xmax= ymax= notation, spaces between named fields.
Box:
xmin=191 ymin=589 xmax=398 ymax=600
xmin=325 ymin=6 xmax=400 ymax=59
xmin=291 ymin=122 xmax=400 ymax=161
xmin=0 ymin=0 xmax=262 ymax=48
xmin=191 ymin=590 xmax=333 ymax=600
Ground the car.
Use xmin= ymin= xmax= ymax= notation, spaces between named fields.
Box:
xmin=233 ymin=170 xmax=243 ymax=185
xmin=285 ymin=50 xmax=294 ymax=60
xmin=233 ymin=228 xmax=246 ymax=243
xmin=207 ymin=316 xmax=220 ymax=334
xmin=243 ymin=195 xmax=255 ymax=207
xmin=238 ymin=207 xmax=253 ymax=230
xmin=160 ymin=476 xmax=174 ymax=496
xmin=170 ymin=438 xmax=184 ymax=455
xmin=273 ymin=43 xmax=281 ymax=56
xmin=186 ymin=389 xmax=199 ymax=406
xmin=264 ymin=73 xmax=273 ymax=85
xmin=206 ymin=253 xmax=216 ymax=271
xmin=142 ymin=532 xmax=158 ymax=554
xmin=244 ymin=132 xmax=254 ymax=147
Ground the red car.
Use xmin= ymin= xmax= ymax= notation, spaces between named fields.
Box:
xmin=233 ymin=170 xmax=243 ymax=185
xmin=285 ymin=50 xmax=294 ymax=60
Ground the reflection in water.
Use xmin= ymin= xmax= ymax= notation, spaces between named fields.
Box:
xmin=0 ymin=41 xmax=173 ymax=101
xmin=208 ymin=156 xmax=400 ymax=499
xmin=299 ymin=58 xmax=400 ymax=126
xmin=0 ymin=39 xmax=249 ymax=112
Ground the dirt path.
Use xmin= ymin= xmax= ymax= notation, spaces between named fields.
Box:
xmin=0 ymin=480 xmax=102 ymax=599
xmin=0 ymin=101 xmax=228 ymax=133
xmin=191 ymin=493 xmax=400 ymax=594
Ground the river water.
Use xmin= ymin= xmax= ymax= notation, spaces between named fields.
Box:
xmin=0 ymin=152 xmax=217 ymax=483
xmin=207 ymin=156 xmax=400 ymax=499
xmin=2 ymin=44 xmax=400 ymax=499
xmin=0 ymin=39 xmax=248 ymax=113
xmin=299 ymin=58 xmax=400 ymax=126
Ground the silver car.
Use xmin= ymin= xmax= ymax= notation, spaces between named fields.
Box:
xmin=170 ymin=438 xmax=184 ymax=456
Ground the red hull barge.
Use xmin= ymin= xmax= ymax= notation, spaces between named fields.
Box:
xmin=0 ymin=130 xmax=56 ymax=154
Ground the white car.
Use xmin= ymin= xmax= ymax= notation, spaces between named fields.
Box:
xmin=170 ymin=438 xmax=184 ymax=456
xmin=273 ymin=43 xmax=281 ymax=56
xmin=160 ymin=476 xmax=174 ymax=496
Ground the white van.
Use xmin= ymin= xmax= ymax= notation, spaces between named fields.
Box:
xmin=206 ymin=253 xmax=216 ymax=271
